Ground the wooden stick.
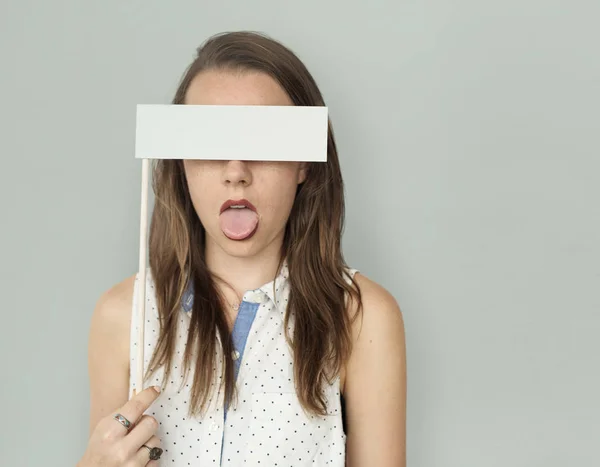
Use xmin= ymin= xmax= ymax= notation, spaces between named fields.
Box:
xmin=135 ymin=158 xmax=150 ymax=394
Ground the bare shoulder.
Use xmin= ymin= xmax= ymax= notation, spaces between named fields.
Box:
xmin=88 ymin=274 xmax=136 ymax=356
xmin=92 ymin=273 xmax=137 ymax=325
xmin=349 ymin=272 xmax=405 ymax=341
xmin=88 ymin=272 xmax=137 ymax=367
xmin=87 ymin=273 xmax=137 ymax=434
xmin=343 ymin=272 xmax=406 ymax=466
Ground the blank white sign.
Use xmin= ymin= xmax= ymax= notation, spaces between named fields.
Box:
xmin=134 ymin=104 xmax=328 ymax=161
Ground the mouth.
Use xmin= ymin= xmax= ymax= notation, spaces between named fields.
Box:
xmin=219 ymin=198 xmax=257 ymax=214
xmin=219 ymin=198 xmax=259 ymax=241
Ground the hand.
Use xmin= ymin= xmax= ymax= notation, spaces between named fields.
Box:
xmin=78 ymin=386 xmax=163 ymax=466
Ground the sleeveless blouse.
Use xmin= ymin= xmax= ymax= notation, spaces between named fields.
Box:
xmin=129 ymin=262 xmax=358 ymax=466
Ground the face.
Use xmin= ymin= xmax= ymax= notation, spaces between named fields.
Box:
xmin=182 ymin=70 xmax=307 ymax=258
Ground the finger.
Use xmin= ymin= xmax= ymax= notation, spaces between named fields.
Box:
xmin=133 ymin=435 xmax=162 ymax=466
xmin=110 ymin=386 xmax=161 ymax=434
xmin=123 ymin=415 xmax=159 ymax=453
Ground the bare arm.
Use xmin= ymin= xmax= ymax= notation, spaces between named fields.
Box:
xmin=343 ymin=273 xmax=407 ymax=467
xmin=87 ymin=274 xmax=135 ymax=435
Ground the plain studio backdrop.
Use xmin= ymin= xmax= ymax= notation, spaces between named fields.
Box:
xmin=1 ymin=1 xmax=598 ymax=466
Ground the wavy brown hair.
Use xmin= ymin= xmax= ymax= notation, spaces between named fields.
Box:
xmin=145 ymin=31 xmax=362 ymax=417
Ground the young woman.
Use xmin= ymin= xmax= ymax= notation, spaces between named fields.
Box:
xmin=78 ymin=31 xmax=406 ymax=467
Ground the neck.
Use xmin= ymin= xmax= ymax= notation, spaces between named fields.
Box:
xmin=205 ymin=233 xmax=284 ymax=296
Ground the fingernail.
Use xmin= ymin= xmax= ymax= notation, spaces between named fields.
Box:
xmin=153 ymin=386 xmax=161 ymax=393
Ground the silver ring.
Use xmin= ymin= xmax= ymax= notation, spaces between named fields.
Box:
xmin=112 ymin=413 xmax=132 ymax=431
xmin=142 ymin=444 xmax=163 ymax=460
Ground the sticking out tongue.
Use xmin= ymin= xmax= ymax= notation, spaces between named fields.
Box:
xmin=219 ymin=208 xmax=259 ymax=240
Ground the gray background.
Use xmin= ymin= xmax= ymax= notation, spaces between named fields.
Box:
xmin=1 ymin=1 xmax=598 ymax=466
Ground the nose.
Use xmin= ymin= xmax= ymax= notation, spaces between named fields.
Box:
xmin=223 ymin=160 xmax=252 ymax=186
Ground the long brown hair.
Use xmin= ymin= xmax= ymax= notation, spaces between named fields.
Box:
xmin=146 ymin=31 xmax=362 ymax=417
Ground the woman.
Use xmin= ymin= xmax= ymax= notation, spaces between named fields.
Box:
xmin=78 ymin=31 xmax=406 ymax=466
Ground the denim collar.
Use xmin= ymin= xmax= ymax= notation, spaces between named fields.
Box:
xmin=181 ymin=260 xmax=289 ymax=315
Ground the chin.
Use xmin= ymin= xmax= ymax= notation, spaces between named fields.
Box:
xmin=219 ymin=241 xmax=261 ymax=258
xmin=215 ymin=232 xmax=266 ymax=258
xmin=205 ymin=223 xmax=284 ymax=259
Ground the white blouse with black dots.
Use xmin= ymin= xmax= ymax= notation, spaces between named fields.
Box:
xmin=129 ymin=262 xmax=357 ymax=466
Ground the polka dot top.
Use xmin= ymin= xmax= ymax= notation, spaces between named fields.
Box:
xmin=129 ymin=261 xmax=358 ymax=466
